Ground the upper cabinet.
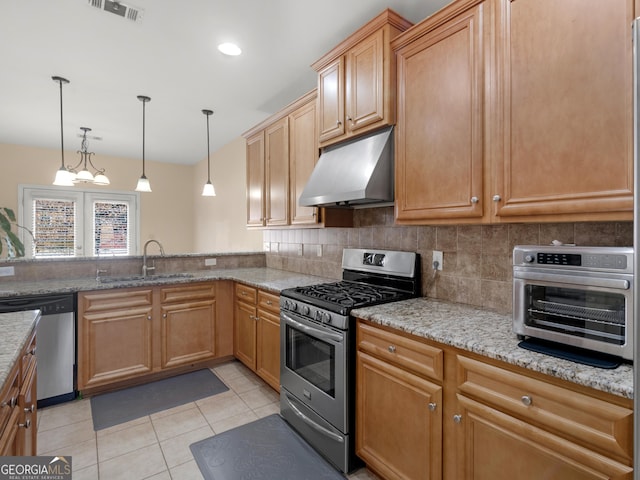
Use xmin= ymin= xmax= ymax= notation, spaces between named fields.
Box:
xmin=394 ymin=0 xmax=635 ymax=224
xmin=313 ymin=9 xmax=413 ymax=147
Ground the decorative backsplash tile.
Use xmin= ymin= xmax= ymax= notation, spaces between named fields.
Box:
xmin=264 ymin=206 xmax=632 ymax=314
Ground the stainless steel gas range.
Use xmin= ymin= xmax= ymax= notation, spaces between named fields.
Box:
xmin=279 ymin=248 xmax=420 ymax=473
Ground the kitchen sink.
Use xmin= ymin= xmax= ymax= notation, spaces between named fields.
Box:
xmin=97 ymin=272 xmax=194 ymax=283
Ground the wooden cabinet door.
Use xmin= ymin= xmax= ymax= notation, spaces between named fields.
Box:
xmin=289 ymin=98 xmax=319 ymax=225
xmin=356 ymin=351 xmax=442 ymax=480
xmin=395 ymin=5 xmax=484 ymax=223
xmin=317 ymin=57 xmax=345 ymax=143
xmin=256 ymin=308 xmax=280 ymax=391
xmin=346 ymin=30 xmax=384 ymax=134
xmin=265 ymin=116 xmax=289 ymax=226
xmin=17 ymin=360 xmax=36 ymax=456
xmin=491 ymin=0 xmax=634 ymax=219
xmin=161 ymin=300 xmax=216 ymax=369
xmin=0 ymin=366 xmax=20 ymax=456
xmin=78 ymin=298 xmax=153 ymax=390
xmin=234 ymin=300 xmax=257 ymax=370
xmin=246 ymin=130 xmax=265 ymax=227
xmin=455 ymin=394 xmax=633 ymax=480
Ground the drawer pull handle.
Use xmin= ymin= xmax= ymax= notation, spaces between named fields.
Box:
xmin=521 ymin=395 xmax=533 ymax=406
xmin=19 ymin=419 xmax=31 ymax=429
xmin=428 ymin=402 xmax=437 ymax=412
xmin=1 ymin=397 xmax=17 ymax=408
xmin=388 ymin=345 xmax=396 ymax=353
xmin=28 ymin=347 xmax=37 ymax=356
xmin=267 ymin=300 xmax=272 ymax=305
xmin=453 ymin=414 xmax=462 ymax=424
xmin=24 ymin=404 xmax=35 ymax=413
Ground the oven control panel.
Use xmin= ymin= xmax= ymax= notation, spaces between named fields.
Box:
xmin=280 ymin=298 xmax=349 ymax=331
xmin=513 ymin=245 xmax=633 ymax=273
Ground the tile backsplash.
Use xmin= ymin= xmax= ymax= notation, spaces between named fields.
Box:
xmin=264 ymin=207 xmax=632 ymax=314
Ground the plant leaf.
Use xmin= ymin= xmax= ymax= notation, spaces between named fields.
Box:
xmin=2 ymin=208 xmax=16 ymax=222
xmin=0 ymin=211 xmax=10 ymax=233
xmin=6 ymin=230 xmax=24 ymax=257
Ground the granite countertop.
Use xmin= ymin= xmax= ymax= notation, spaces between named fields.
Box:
xmin=0 ymin=310 xmax=40 ymax=390
xmin=352 ymin=297 xmax=633 ymax=400
xmin=0 ymin=268 xmax=334 ymax=298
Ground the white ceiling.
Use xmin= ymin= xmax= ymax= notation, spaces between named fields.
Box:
xmin=0 ymin=0 xmax=450 ymax=165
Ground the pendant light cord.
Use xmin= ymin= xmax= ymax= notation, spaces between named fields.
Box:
xmin=137 ymin=95 xmax=151 ymax=177
xmin=206 ymin=111 xmax=211 ymax=181
xmin=52 ymin=76 xmax=69 ymax=168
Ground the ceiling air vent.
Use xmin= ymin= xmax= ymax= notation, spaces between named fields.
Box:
xmin=87 ymin=0 xmax=144 ymax=23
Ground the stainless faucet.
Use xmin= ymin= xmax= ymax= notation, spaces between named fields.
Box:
xmin=142 ymin=239 xmax=165 ymax=277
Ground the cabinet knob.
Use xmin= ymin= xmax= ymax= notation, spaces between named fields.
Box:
xmin=147 ymin=315 xmax=152 ymax=321
xmin=388 ymin=345 xmax=396 ymax=353
xmin=19 ymin=419 xmax=31 ymax=429
xmin=492 ymin=194 xmax=502 ymax=202
xmin=347 ymin=116 xmax=353 ymax=123
xmin=453 ymin=414 xmax=462 ymax=424
xmin=470 ymin=196 xmax=479 ymax=204
xmin=162 ymin=313 xmax=167 ymax=319
xmin=521 ymin=395 xmax=533 ymax=406
xmin=336 ymin=120 xmax=342 ymax=126
xmin=24 ymin=404 xmax=35 ymax=413
xmin=428 ymin=402 xmax=437 ymax=412
xmin=267 ymin=300 xmax=272 ymax=305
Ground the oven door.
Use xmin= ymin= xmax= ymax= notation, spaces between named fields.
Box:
xmin=513 ymin=267 xmax=633 ymax=360
xmin=280 ymin=310 xmax=347 ymax=432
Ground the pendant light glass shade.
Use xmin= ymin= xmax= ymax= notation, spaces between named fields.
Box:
xmin=201 ymin=109 xmax=216 ymax=197
xmin=135 ymin=95 xmax=152 ymax=192
xmin=52 ymin=76 xmax=74 ymax=186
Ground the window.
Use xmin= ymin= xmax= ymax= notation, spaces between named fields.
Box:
xmin=19 ymin=186 xmax=140 ymax=258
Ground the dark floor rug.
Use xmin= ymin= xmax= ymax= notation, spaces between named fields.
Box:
xmin=190 ymin=414 xmax=346 ymax=480
xmin=90 ymin=369 xmax=228 ymax=430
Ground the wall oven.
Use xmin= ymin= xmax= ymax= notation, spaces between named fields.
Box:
xmin=280 ymin=248 xmax=420 ymax=473
xmin=513 ymin=245 xmax=633 ymax=361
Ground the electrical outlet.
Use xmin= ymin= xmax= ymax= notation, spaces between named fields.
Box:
xmin=204 ymin=258 xmax=217 ymax=266
xmin=0 ymin=266 xmax=15 ymax=277
xmin=263 ymin=242 xmax=270 ymax=252
xmin=297 ymin=244 xmax=303 ymax=256
xmin=432 ymin=250 xmax=443 ymax=271
xmin=316 ymin=245 xmax=323 ymax=257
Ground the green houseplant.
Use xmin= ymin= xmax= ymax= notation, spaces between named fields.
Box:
xmin=0 ymin=207 xmax=31 ymax=258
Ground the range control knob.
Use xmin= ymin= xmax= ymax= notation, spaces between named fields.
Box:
xmin=322 ymin=312 xmax=331 ymax=324
xmin=524 ymin=255 xmax=535 ymax=263
xmin=301 ymin=305 xmax=310 ymax=315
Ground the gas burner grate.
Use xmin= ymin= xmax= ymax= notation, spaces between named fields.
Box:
xmin=294 ymin=281 xmax=403 ymax=308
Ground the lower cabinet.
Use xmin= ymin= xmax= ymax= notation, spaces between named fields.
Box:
xmin=78 ymin=281 xmax=232 ymax=393
xmin=0 ymin=323 xmax=38 ymax=456
xmin=356 ymin=321 xmax=443 ymax=480
xmin=355 ymin=319 xmax=634 ymax=480
xmin=233 ymin=283 xmax=280 ymax=391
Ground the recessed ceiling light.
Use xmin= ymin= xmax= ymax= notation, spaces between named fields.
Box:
xmin=217 ymin=42 xmax=242 ymax=56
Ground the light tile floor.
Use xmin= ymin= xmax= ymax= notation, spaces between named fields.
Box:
xmin=37 ymin=360 xmax=381 ymax=480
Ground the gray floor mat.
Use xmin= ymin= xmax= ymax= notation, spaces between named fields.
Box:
xmin=90 ymin=369 xmax=228 ymax=430
xmin=190 ymin=414 xmax=346 ymax=480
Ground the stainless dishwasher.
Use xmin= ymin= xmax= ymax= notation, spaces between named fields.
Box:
xmin=0 ymin=293 xmax=76 ymax=407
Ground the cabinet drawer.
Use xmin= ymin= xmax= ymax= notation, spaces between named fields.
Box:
xmin=235 ymin=284 xmax=257 ymax=304
xmin=160 ymin=282 xmax=215 ymax=304
xmin=456 ymin=355 xmax=633 ymax=461
xmin=258 ymin=291 xmax=279 ymax=314
xmin=357 ymin=321 xmax=443 ymax=382
xmin=80 ymin=288 xmax=153 ymax=313
xmin=20 ymin=330 xmax=37 ymax=382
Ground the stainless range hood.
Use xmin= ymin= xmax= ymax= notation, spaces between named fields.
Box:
xmin=298 ymin=126 xmax=394 ymax=208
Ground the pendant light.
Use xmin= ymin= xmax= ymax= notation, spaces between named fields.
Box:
xmin=135 ymin=95 xmax=152 ymax=192
xmin=51 ymin=75 xmax=110 ymax=186
xmin=52 ymin=76 xmax=74 ymax=186
xmin=201 ymin=109 xmax=216 ymax=197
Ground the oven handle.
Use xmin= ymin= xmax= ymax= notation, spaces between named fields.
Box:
xmin=281 ymin=313 xmax=344 ymax=344
xmin=514 ymin=271 xmax=630 ymax=290
xmin=283 ymin=391 xmax=345 ymax=444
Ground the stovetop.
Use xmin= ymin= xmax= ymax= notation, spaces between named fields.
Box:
xmin=280 ymin=281 xmax=413 ymax=317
